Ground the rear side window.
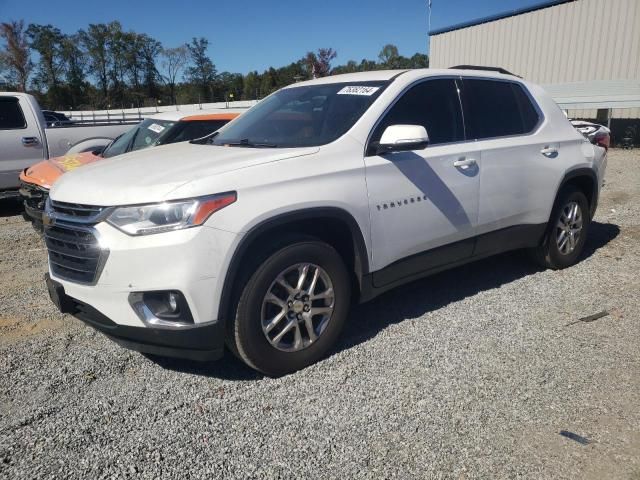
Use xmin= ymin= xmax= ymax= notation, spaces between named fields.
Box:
xmin=369 ymin=78 xmax=464 ymax=151
xmin=460 ymin=79 xmax=540 ymax=140
xmin=0 ymin=97 xmax=27 ymax=129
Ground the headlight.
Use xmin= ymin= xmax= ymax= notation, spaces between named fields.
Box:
xmin=106 ymin=192 xmax=236 ymax=236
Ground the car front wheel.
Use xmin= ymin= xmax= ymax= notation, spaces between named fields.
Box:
xmin=230 ymin=239 xmax=351 ymax=376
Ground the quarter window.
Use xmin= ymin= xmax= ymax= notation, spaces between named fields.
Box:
xmin=0 ymin=97 xmax=27 ymax=129
xmin=460 ymin=79 xmax=539 ymax=140
xmin=369 ymin=79 xmax=464 ymax=153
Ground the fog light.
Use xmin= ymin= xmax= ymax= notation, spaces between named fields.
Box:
xmin=129 ymin=290 xmax=194 ymax=328
xmin=168 ymin=292 xmax=178 ymax=313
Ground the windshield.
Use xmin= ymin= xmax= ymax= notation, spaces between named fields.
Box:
xmin=102 ymin=118 xmax=176 ymax=158
xmin=206 ymin=81 xmax=388 ymax=148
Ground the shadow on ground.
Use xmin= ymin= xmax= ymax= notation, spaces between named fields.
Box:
xmin=0 ymin=198 xmax=24 ymax=218
xmin=147 ymin=221 xmax=620 ymax=379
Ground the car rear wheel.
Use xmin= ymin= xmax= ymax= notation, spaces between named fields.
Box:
xmin=531 ymin=186 xmax=590 ymax=269
xmin=230 ymin=239 xmax=351 ymax=376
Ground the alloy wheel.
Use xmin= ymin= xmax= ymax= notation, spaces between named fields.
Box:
xmin=260 ymin=263 xmax=335 ymax=352
xmin=556 ymin=201 xmax=583 ymax=255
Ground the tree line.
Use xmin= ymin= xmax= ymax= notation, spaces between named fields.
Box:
xmin=0 ymin=20 xmax=428 ymax=111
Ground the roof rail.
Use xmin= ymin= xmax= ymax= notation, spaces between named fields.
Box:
xmin=450 ymin=65 xmax=521 ymax=77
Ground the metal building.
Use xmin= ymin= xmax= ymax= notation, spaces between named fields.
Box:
xmin=429 ymin=0 xmax=640 ymax=122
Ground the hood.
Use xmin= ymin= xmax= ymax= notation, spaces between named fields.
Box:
xmin=20 ymin=151 xmax=101 ymax=189
xmin=50 ymin=142 xmax=319 ymax=205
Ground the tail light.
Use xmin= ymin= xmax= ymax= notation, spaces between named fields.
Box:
xmin=593 ymin=130 xmax=610 ymax=150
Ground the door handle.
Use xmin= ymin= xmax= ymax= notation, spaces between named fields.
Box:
xmin=540 ymin=146 xmax=558 ymax=158
xmin=453 ymin=157 xmax=477 ymax=169
xmin=22 ymin=136 xmax=40 ymax=147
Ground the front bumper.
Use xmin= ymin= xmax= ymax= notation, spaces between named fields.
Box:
xmin=47 ymin=274 xmax=225 ymax=361
xmin=19 ymin=181 xmax=48 ymax=229
xmin=45 ymin=213 xmax=241 ymax=361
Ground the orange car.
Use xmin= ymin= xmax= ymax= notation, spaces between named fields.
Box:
xmin=19 ymin=110 xmax=240 ymax=227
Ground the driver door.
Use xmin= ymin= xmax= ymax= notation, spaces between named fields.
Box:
xmin=363 ymin=78 xmax=481 ymax=286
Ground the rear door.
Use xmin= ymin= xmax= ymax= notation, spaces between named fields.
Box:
xmin=458 ymin=78 xmax=553 ymax=252
xmin=364 ymin=78 xmax=481 ymax=286
xmin=0 ymin=96 xmax=45 ymax=190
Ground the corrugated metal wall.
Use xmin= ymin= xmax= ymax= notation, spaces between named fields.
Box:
xmin=430 ymin=0 xmax=640 ymax=118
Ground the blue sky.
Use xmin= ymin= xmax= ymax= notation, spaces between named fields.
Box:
xmin=0 ymin=0 xmax=544 ymax=74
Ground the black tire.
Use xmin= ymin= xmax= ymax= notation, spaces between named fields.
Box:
xmin=230 ymin=239 xmax=351 ymax=376
xmin=530 ymin=186 xmax=590 ymax=269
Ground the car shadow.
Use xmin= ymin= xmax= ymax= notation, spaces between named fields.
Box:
xmin=145 ymin=352 xmax=265 ymax=381
xmin=148 ymin=221 xmax=620 ymax=380
xmin=335 ymin=221 xmax=620 ymax=354
xmin=0 ymin=197 xmax=24 ymax=218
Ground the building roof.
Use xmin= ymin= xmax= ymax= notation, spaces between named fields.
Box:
xmin=543 ymin=80 xmax=640 ymax=110
xmin=430 ymin=0 xmax=576 ymax=36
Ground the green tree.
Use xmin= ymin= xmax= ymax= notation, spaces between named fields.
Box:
xmin=378 ymin=44 xmax=400 ymax=68
xmin=161 ymin=45 xmax=189 ymax=104
xmin=79 ymin=23 xmax=111 ymax=101
xmin=358 ymin=58 xmax=379 ymax=71
xmin=259 ymin=67 xmax=278 ymax=97
xmin=186 ymin=37 xmax=217 ymax=102
xmin=0 ymin=20 xmax=32 ymax=92
xmin=60 ymin=34 xmax=88 ymax=107
xmin=331 ymin=60 xmax=359 ymax=75
xmin=275 ymin=60 xmax=306 ymax=87
xmin=242 ymin=71 xmax=260 ymax=100
xmin=408 ymin=52 xmax=429 ymax=68
xmin=26 ymin=24 xmax=65 ymax=102
xmin=106 ymin=22 xmax=128 ymax=105
xmin=304 ymin=48 xmax=337 ymax=78
xmin=138 ymin=34 xmax=162 ymax=99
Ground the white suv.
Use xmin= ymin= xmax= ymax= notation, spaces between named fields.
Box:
xmin=44 ymin=68 xmax=607 ymax=376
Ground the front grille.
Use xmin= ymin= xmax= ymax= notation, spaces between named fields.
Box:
xmin=45 ymin=224 xmax=105 ymax=283
xmin=44 ymin=201 xmax=109 ymax=284
xmin=50 ymin=200 xmax=108 ymax=219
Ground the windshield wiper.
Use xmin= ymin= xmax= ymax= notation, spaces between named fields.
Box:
xmin=190 ymin=131 xmax=220 ymax=145
xmin=223 ymin=138 xmax=278 ymax=148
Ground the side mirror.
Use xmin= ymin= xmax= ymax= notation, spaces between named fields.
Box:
xmin=376 ymin=125 xmax=429 ymax=154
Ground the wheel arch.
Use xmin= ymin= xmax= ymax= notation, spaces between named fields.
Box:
xmin=557 ymin=167 xmax=599 ymax=218
xmin=216 ymin=207 xmax=370 ymax=324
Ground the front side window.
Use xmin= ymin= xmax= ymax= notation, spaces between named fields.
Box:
xmin=0 ymin=97 xmax=27 ymax=129
xmin=460 ymin=79 xmax=540 ymax=140
xmin=368 ymin=78 xmax=464 ymax=153
xmin=207 ymin=81 xmax=388 ymax=148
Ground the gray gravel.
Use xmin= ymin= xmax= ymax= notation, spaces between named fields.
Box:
xmin=1 ymin=150 xmax=639 ymax=479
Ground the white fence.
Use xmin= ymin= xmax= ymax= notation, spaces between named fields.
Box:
xmin=60 ymin=100 xmax=259 ymax=123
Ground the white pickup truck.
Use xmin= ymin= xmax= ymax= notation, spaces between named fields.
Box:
xmin=0 ymin=92 xmax=139 ymax=196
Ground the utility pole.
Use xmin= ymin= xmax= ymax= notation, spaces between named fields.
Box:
xmin=427 ymin=0 xmax=432 ymax=54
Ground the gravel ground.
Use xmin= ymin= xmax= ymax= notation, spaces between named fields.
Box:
xmin=1 ymin=149 xmax=639 ymax=479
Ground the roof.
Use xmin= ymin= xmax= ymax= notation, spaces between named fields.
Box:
xmin=543 ymin=80 xmax=640 ymax=109
xmin=148 ymin=109 xmax=244 ymax=122
xmin=430 ymin=0 xmax=576 ymax=36
xmin=290 ymin=67 xmax=524 ymax=88
xmin=289 ymin=70 xmax=408 ymax=87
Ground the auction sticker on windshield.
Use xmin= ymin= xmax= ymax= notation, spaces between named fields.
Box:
xmin=337 ymin=86 xmax=380 ymax=96
xmin=147 ymin=123 xmax=165 ymax=133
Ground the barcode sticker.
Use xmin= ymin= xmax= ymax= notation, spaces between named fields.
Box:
xmin=337 ymin=86 xmax=380 ymax=96
xmin=147 ymin=123 xmax=165 ymax=133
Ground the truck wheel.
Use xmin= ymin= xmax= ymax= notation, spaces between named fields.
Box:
xmin=231 ymin=239 xmax=351 ymax=376
xmin=531 ymin=186 xmax=590 ymax=269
